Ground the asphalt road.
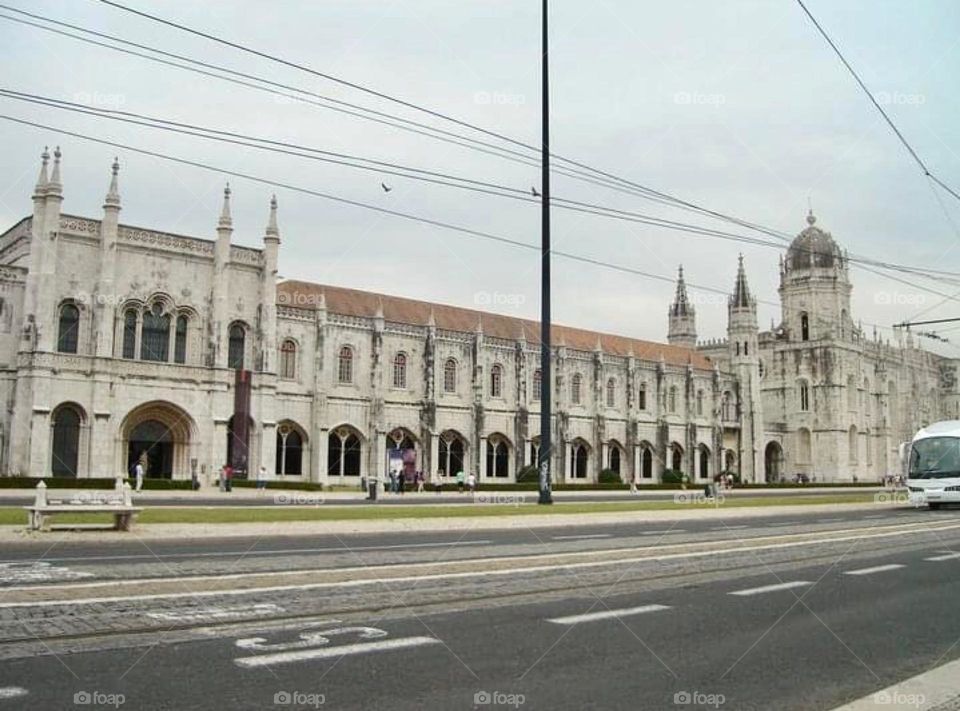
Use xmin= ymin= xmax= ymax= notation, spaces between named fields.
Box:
xmin=0 ymin=505 xmax=958 ymax=710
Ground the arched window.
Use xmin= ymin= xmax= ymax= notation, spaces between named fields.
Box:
xmin=638 ymin=383 xmax=647 ymax=411
xmin=490 ymin=364 xmax=503 ymax=398
xmin=485 ymin=436 xmax=510 ymax=478
xmin=227 ymin=322 xmax=245 ymax=369
xmin=800 ymin=312 xmax=810 ymax=341
xmin=532 ymin=369 xmax=542 ymax=402
xmin=641 ymin=446 xmax=653 ymax=478
xmin=393 ymin=352 xmax=407 ymax=389
xmin=338 ymin=346 xmax=354 ymax=384
xmin=606 ymin=378 xmax=616 ymax=408
xmin=439 ymin=432 xmax=466 ymax=475
xmin=571 ymin=373 xmax=582 ymax=405
xmin=696 ymin=390 xmax=704 ymax=416
xmin=443 ymin=358 xmax=457 ymax=394
xmin=122 ymin=308 xmax=137 ymax=359
xmin=141 ymin=304 xmax=170 ymax=362
xmin=328 ymin=428 xmax=362 ymax=477
xmin=609 ymin=445 xmax=621 ymax=474
xmin=698 ymin=444 xmax=710 ymax=480
xmin=279 ymin=339 xmax=297 ymax=379
xmin=275 ymin=423 xmax=304 ymax=475
xmin=57 ymin=302 xmax=80 ymax=354
xmin=799 ymin=380 xmax=810 ymax=412
xmin=570 ymin=441 xmax=589 ymax=478
xmin=174 ymin=314 xmax=188 ymax=364
xmin=669 ymin=386 xmax=678 ymax=413
xmin=51 ymin=404 xmax=82 ymax=477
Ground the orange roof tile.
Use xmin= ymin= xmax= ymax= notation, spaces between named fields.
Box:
xmin=277 ymin=280 xmax=714 ymax=370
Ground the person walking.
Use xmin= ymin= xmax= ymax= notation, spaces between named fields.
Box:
xmin=256 ymin=466 xmax=267 ymax=494
xmin=467 ymin=472 xmax=477 ymax=494
xmin=389 ymin=470 xmax=397 ymax=494
xmin=397 ymin=469 xmax=405 ymax=495
xmin=134 ymin=459 xmax=144 ymax=492
xmin=416 ymin=470 xmax=425 ymax=493
xmin=456 ymin=469 xmax=465 ymax=493
xmin=630 ymin=472 xmax=638 ymax=495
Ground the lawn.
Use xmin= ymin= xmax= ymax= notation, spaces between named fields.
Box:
xmin=0 ymin=494 xmax=879 ymax=526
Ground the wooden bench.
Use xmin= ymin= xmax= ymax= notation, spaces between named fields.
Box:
xmin=24 ymin=482 xmax=143 ymax=532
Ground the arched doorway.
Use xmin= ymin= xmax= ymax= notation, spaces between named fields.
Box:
xmin=120 ymin=402 xmax=195 ymax=480
xmin=570 ymin=439 xmax=590 ymax=479
xmin=486 ymin=434 xmax=511 ymax=478
xmin=698 ymin=444 xmax=711 ymax=480
xmin=386 ymin=427 xmax=418 ymax=481
xmin=51 ymin=403 xmax=85 ymax=477
xmin=439 ymin=430 xmax=467 ymax=476
xmin=670 ymin=442 xmax=684 ymax=472
xmin=328 ymin=425 xmax=363 ymax=478
xmin=640 ymin=444 xmax=654 ymax=479
xmin=765 ymin=441 xmax=783 ymax=482
xmin=608 ymin=440 xmax=624 ymax=476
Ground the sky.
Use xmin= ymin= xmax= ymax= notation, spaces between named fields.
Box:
xmin=1 ymin=0 xmax=959 ymax=355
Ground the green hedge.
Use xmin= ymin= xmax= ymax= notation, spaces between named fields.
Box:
xmin=0 ymin=476 xmax=192 ymax=490
xmin=230 ymin=479 xmax=327 ymax=491
xmin=598 ymin=468 xmax=623 ymax=485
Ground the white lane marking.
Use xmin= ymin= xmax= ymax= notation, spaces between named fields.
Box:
xmin=710 ymin=525 xmax=749 ymax=531
xmin=0 ymin=562 xmax=93 ymax=584
xmin=234 ymin=636 xmax=440 ymax=668
xmin=547 ymin=604 xmax=670 ymax=625
xmin=924 ymin=551 xmax=960 ymax=562
xmin=862 ymin=515 xmax=884 ymax=520
xmin=552 ymin=534 xmax=612 ymax=540
xmin=843 ymin=564 xmax=905 ymax=576
xmin=147 ymin=603 xmax=283 ymax=623
xmin=640 ymin=529 xmax=686 ymax=535
xmin=729 ymin=581 xmax=812 ymax=596
xmin=0 ymin=539 xmax=494 ymax=565
xmin=0 ymin=687 xmax=27 ymax=700
xmin=3 ymin=522 xmax=957 ymax=609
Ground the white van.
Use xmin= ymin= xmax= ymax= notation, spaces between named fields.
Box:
xmin=905 ymin=420 xmax=960 ymax=510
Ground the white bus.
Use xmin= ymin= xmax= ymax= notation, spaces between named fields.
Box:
xmin=905 ymin=420 xmax=960 ymax=510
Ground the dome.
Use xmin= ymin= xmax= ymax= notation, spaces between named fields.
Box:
xmin=786 ymin=211 xmax=842 ymax=270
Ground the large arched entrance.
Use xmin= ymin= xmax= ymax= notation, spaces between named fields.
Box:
xmin=765 ymin=441 xmax=784 ymax=482
xmin=120 ymin=402 xmax=195 ymax=479
xmin=51 ymin=403 xmax=86 ymax=478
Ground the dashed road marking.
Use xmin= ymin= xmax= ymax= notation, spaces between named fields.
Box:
xmin=843 ymin=564 xmax=905 ymax=576
xmin=729 ymin=581 xmax=812 ymax=596
xmin=710 ymin=525 xmax=749 ymax=531
xmin=0 ymin=562 xmax=93 ymax=585
xmin=547 ymin=604 xmax=670 ymax=625
xmin=0 ymin=687 xmax=27 ymax=700
xmin=147 ymin=603 xmax=283 ymax=623
xmin=924 ymin=551 xmax=960 ymax=562
xmin=552 ymin=534 xmax=612 ymax=541
xmin=234 ymin=636 xmax=440 ymax=668
xmin=640 ymin=529 xmax=686 ymax=535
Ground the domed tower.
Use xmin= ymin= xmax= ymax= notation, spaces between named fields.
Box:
xmin=728 ymin=256 xmax=763 ymax=482
xmin=667 ymin=265 xmax=697 ymax=349
xmin=778 ymin=211 xmax=852 ymax=343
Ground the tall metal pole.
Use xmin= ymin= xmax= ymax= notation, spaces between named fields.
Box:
xmin=538 ymin=0 xmax=553 ymax=505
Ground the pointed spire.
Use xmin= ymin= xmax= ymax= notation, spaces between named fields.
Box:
xmin=670 ymin=265 xmax=693 ymax=316
xmin=731 ymin=254 xmax=752 ymax=308
xmin=33 ymin=146 xmax=49 ymax=196
xmin=47 ymin=146 xmax=62 ymax=196
xmin=806 ymin=207 xmax=816 ymax=226
xmin=103 ymin=157 xmax=121 ymax=209
xmin=427 ymin=306 xmax=436 ymax=328
xmin=264 ymin=193 xmax=279 ymax=240
xmin=218 ymin=183 xmax=232 ymax=229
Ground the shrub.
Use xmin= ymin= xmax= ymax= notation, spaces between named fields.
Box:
xmin=661 ymin=469 xmax=684 ymax=484
xmin=598 ymin=468 xmax=623 ymax=485
xmin=516 ymin=465 xmax=539 ymax=483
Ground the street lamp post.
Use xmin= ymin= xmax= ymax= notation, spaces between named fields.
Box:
xmin=538 ymin=0 xmax=553 ymax=505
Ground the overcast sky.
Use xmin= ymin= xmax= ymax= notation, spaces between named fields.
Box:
xmin=2 ymin=0 xmax=959 ymax=355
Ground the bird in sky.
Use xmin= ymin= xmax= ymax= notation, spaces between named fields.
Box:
xmin=381 ymin=182 xmax=392 ymax=193
xmin=530 ymin=186 xmax=540 ymax=197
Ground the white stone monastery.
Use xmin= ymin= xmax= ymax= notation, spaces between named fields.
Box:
xmin=0 ymin=149 xmax=955 ymax=484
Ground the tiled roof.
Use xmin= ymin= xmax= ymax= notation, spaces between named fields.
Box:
xmin=277 ymin=280 xmax=715 ymax=370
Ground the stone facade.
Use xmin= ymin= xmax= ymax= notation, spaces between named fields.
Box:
xmin=0 ymin=150 xmax=741 ymax=486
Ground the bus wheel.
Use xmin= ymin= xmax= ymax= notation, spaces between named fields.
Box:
xmin=929 ymin=503 xmax=942 ymax=510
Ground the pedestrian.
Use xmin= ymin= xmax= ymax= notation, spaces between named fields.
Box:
xmin=397 ymin=469 xmax=406 ymax=494
xmin=630 ymin=472 xmax=638 ymax=495
xmin=456 ymin=470 xmax=465 ymax=493
xmin=222 ymin=463 xmax=233 ymax=493
xmin=467 ymin=472 xmax=477 ymax=493
xmin=134 ymin=459 xmax=144 ymax=492
xmin=389 ymin=470 xmax=397 ymax=494
xmin=435 ymin=470 xmax=443 ymax=494
xmin=416 ymin=470 xmax=425 ymax=493
xmin=191 ymin=469 xmax=200 ymax=491
xmin=256 ymin=466 xmax=267 ymax=494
